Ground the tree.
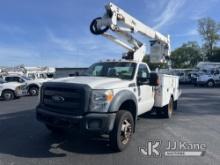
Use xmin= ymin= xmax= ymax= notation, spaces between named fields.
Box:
xmin=198 ymin=17 xmax=220 ymax=59
xmin=171 ymin=41 xmax=202 ymax=68
xmin=209 ymin=48 xmax=220 ymax=62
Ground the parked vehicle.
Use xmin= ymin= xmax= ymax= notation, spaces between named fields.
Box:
xmin=168 ymin=69 xmax=192 ymax=84
xmin=26 ymin=72 xmax=53 ymax=81
xmin=196 ymin=62 xmax=220 ymax=70
xmin=36 ymin=3 xmax=180 ymax=152
xmin=3 ymin=75 xmax=48 ymax=96
xmin=196 ymin=69 xmax=220 ymax=87
xmin=0 ymin=79 xmax=27 ymax=101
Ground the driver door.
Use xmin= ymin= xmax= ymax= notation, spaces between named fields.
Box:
xmin=136 ymin=64 xmax=154 ymax=115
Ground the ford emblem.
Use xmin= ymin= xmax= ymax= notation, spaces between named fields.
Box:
xmin=52 ymin=95 xmax=65 ymax=103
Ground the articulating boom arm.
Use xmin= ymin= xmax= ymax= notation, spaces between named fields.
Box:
xmin=90 ymin=2 xmax=170 ymax=63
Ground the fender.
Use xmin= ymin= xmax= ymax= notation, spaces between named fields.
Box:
xmin=108 ymin=90 xmax=137 ymax=114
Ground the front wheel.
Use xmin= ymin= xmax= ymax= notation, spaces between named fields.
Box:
xmin=110 ymin=110 xmax=134 ymax=152
xmin=2 ymin=90 xmax=15 ymax=101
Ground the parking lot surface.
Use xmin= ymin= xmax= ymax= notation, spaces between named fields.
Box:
xmin=0 ymin=86 xmax=219 ymax=165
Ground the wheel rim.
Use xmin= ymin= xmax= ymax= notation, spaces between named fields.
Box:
xmin=208 ymin=81 xmax=213 ymax=87
xmin=30 ymin=89 xmax=37 ymax=95
xmin=168 ymin=99 xmax=173 ymax=117
xmin=4 ymin=93 xmax=12 ymax=100
xmin=120 ymin=119 xmax=132 ymax=145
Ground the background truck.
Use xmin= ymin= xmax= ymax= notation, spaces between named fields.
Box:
xmin=3 ymin=75 xmax=47 ymax=96
xmin=0 ymin=78 xmax=27 ymax=101
xmin=196 ymin=69 xmax=220 ymax=87
xmin=36 ymin=2 xmax=180 ymax=151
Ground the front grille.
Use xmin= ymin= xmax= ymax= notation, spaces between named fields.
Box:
xmin=40 ymin=82 xmax=91 ymax=115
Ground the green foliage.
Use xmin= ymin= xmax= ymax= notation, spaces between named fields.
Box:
xmin=208 ymin=48 xmax=220 ymax=62
xmin=171 ymin=41 xmax=203 ymax=68
xmin=168 ymin=17 xmax=220 ymax=68
xmin=198 ymin=17 xmax=220 ymax=58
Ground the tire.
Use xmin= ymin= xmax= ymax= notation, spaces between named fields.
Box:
xmin=29 ymin=86 xmax=39 ymax=96
xmin=110 ymin=110 xmax=134 ymax=152
xmin=45 ymin=124 xmax=64 ymax=133
xmin=2 ymin=90 xmax=15 ymax=101
xmin=207 ymin=80 xmax=215 ymax=87
xmin=163 ymin=97 xmax=174 ymax=118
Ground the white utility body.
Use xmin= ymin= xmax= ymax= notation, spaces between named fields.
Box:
xmin=154 ymin=74 xmax=180 ymax=107
xmin=36 ymin=2 xmax=180 ymax=152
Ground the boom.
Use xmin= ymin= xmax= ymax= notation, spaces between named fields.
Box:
xmin=90 ymin=2 xmax=170 ymax=63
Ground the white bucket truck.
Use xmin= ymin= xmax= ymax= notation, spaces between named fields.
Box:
xmin=36 ymin=3 xmax=180 ymax=151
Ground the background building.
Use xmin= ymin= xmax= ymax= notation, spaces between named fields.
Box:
xmin=55 ymin=67 xmax=88 ymax=78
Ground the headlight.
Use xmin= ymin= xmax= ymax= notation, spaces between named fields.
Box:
xmin=90 ymin=90 xmax=113 ymax=112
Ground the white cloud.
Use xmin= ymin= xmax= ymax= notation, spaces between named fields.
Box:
xmin=153 ymin=0 xmax=186 ymax=30
xmin=47 ymin=29 xmax=77 ymax=52
xmin=173 ymin=28 xmax=198 ymax=37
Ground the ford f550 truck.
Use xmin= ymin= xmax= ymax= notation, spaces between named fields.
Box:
xmin=36 ymin=3 xmax=180 ymax=151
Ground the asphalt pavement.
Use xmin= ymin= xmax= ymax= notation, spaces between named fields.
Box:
xmin=0 ymin=86 xmax=219 ymax=165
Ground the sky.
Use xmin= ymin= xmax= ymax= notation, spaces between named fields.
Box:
xmin=0 ymin=0 xmax=219 ymax=67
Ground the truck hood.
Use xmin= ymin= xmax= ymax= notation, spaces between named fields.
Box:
xmin=50 ymin=76 xmax=132 ymax=89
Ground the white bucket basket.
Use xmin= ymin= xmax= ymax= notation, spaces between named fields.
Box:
xmin=150 ymin=40 xmax=170 ymax=63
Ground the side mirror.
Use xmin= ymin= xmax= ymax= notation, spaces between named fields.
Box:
xmin=149 ymin=73 xmax=159 ymax=86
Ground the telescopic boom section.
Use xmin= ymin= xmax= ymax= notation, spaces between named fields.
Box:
xmin=90 ymin=2 xmax=171 ymax=63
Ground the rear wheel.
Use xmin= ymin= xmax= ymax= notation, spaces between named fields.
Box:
xmin=207 ymin=80 xmax=215 ymax=87
xmin=110 ymin=110 xmax=134 ymax=152
xmin=163 ymin=97 xmax=174 ymax=118
xmin=29 ymin=86 xmax=39 ymax=96
xmin=2 ymin=90 xmax=15 ymax=101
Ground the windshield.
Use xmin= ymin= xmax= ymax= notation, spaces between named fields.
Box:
xmin=21 ymin=76 xmax=32 ymax=81
xmin=28 ymin=74 xmax=35 ymax=79
xmin=38 ymin=73 xmax=47 ymax=79
xmin=85 ymin=62 xmax=137 ymax=80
